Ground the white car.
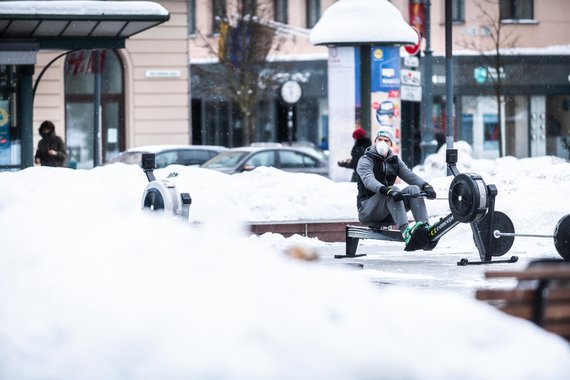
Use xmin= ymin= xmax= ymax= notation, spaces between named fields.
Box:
xmin=107 ymin=145 xmax=227 ymax=168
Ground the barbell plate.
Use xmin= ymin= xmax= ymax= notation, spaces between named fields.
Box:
xmin=477 ymin=211 xmax=515 ymax=257
xmin=554 ymin=214 xmax=570 ymax=261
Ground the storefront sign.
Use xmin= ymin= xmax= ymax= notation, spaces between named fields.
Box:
xmin=145 ymin=70 xmax=181 ymax=78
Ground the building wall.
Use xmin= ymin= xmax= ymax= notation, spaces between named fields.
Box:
xmin=33 ymin=0 xmax=190 ymax=153
xmin=189 ymin=0 xmax=330 ymax=62
xmin=124 ymin=0 xmax=190 ymax=146
xmin=429 ymin=0 xmax=570 ymax=53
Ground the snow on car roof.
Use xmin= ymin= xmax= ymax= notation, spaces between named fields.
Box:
xmin=125 ymin=145 xmax=226 ymax=153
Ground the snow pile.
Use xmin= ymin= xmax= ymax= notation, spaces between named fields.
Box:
xmin=0 ymin=150 xmax=569 ymax=379
xmin=0 ymin=197 xmax=569 ymax=379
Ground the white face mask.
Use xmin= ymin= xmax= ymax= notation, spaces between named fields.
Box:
xmin=375 ymin=140 xmax=390 ymax=157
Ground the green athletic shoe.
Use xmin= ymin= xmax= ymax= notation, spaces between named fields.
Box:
xmin=403 ymin=221 xmax=430 ymax=251
xmin=403 ymin=221 xmax=425 ymax=244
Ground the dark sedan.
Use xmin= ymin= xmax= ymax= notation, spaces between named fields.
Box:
xmin=200 ymin=146 xmax=329 ymax=176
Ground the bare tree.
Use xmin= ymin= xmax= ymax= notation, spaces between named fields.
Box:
xmin=458 ymin=0 xmax=520 ymax=157
xmin=193 ymin=0 xmax=287 ymax=145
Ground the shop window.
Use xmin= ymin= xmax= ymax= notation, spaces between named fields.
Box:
xmin=500 ymin=0 xmax=533 ymax=20
xmin=64 ymin=50 xmax=124 ymax=169
xmin=483 ymin=113 xmax=499 ymax=150
xmin=0 ymin=66 xmax=19 ymax=169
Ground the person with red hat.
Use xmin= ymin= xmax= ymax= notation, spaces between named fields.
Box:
xmin=337 ymin=127 xmax=372 ymax=182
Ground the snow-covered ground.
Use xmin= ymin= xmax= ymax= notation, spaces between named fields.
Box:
xmin=0 ymin=142 xmax=569 ymax=379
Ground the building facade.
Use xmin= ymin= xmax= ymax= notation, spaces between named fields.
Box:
xmin=427 ymin=0 xmax=570 ymax=159
xmin=1 ymin=1 xmax=187 ymax=170
xmin=3 ymin=0 xmax=569 ymax=172
xmin=190 ymin=0 xmax=570 ymax=161
xmin=189 ymin=0 xmax=333 ymax=149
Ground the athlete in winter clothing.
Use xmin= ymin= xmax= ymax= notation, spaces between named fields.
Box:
xmin=355 ymin=126 xmax=437 ymax=250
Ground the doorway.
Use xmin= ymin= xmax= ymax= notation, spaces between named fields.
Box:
xmin=64 ymin=50 xmax=125 ymax=168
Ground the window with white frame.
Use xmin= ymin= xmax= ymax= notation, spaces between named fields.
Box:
xmin=274 ymin=0 xmax=288 ymax=24
xmin=212 ymin=0 xmax=227 ymax=34
xmin=306 ymin=0 xmax=320 ymax=28
xmin=499 ymin=0 xmax=533 ymax=20
xmin=188 ymin=0 xmax=196 ymax=35
xmin=452 ymin=0 xmax=464 ymax=22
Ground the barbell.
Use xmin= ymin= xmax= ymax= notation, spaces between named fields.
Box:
xmin=492 ymin=213 xmax=570 ymax=260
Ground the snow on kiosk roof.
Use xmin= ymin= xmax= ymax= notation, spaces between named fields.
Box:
xmin=310 ymin=0 xmax=418 ymax=46
xmin=0 ymin=1 xmax=169 ymax=48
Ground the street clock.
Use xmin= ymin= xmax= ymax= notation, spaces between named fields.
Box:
xmin=280 ymin=80 xmax=302 ymax=104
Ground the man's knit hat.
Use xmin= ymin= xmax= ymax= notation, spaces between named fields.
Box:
xmin=376 ymin=126 xmax=395 ymax=145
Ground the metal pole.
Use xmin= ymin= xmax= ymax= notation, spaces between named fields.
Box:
xmin=18 ymin=65 xmax=35 ymax=168
xmin=421 ymin=0 xmax=437 ymax=163
xmin=93 ymin=50 xmax=102 ymax=167
xmin=360 ymin=45 xmax=372 ymax=134
xmin=445 ymin=0 xmax=454 ymax=150
xmin=287 ymin=106 xmax=293 ymax=145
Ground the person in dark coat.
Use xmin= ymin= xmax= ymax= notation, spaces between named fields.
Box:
xmin=338 ymin=127 xmax=372 ymax=182
xmin=34 ymin=120 xmax=68 ymax=167
xmin=355 ymin=126 xmax=437 ymax=251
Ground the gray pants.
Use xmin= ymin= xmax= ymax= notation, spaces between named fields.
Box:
xmin=358 ymin=185 xmax=428 ymax=232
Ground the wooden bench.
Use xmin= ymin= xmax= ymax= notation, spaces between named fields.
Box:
xmin=476 ymin=259 xmax=570 ymax=341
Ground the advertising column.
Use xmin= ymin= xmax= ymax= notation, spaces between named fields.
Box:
xmin=327 ymin=46 xmax=357 ymax=182
xmin=370 ymin=46 xmax=402 ymax=155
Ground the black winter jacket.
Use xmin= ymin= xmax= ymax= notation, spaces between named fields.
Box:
xmin=355 ymin=146 xmax=426 ymax=209
xmin=35 ymin=133 xmax=68 ymax=167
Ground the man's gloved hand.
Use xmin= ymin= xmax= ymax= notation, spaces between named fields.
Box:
xmin=407 ymin=185 xmax=421 ymax=197
xmin=422 ymin=183 xmax=437 ymax=199
xmin=380 ymin=186 xmax=404 ymax=201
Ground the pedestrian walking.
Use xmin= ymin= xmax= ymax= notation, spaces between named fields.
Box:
xmin=34 ymin=120 xmax=68 ymax=167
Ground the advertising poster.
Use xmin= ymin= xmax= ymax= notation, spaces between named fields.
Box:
xmin=370 ymin=46 xmax=401 ymax=155
xmin=354 ymin=49 xmax=361 ymax=129
xmin=0 ymin=100 xmax=10 ymax=165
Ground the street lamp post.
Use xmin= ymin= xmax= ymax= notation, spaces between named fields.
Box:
xmin=420 ymin=0 xmax=437 ymax=162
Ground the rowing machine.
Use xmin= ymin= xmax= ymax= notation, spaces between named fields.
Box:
xmin=340 ymin=149 xmax=519 ymax=265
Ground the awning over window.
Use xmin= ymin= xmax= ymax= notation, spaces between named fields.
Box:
xmin=0 ymin=1 xmax=170 ymax=51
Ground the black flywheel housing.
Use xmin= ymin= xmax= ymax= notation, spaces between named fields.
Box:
xmin=448 ymin=173 xmax=489 ymax=223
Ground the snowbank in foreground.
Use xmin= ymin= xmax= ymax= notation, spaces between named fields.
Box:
xmin=0 ymin=189 xmax=569 ymax=379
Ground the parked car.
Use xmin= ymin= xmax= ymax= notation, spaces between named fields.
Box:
xmin=200 ymin=145 xmax=329 ymax=176
xmin=106 ymin=145 xmax=227 ymax=168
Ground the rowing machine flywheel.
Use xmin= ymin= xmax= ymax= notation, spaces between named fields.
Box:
xmin=477 ymin=211 xmax=515 ymax=257
xmin=142 ymin=180 xmax=180 ymax=215
xmin=448 ymin=173 xmax=489 ymax=223
xmin=554 ymin=214 xmax=570 ymax=261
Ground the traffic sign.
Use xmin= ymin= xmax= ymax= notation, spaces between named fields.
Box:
xmin=401 ymin=85 xmax=422 ymax=102
xmin=404 ymin=27 xmax=421 ymax=56
xmin=404 ymin=56 xmax=419 ymax=68
xmin=401 ymin=69 xmax=421 ymax=86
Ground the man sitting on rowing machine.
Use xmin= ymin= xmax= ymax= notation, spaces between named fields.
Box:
xmin=356 ymin=126 xmax=437 ymax=251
